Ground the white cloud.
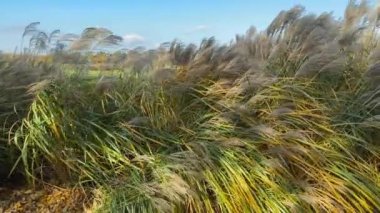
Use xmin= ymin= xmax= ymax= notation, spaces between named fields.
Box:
xmin=123 ymin=33 xmax=145 ymax=44
xmin=194 ymin=25 xmax=209 ymax=31
xmin=186 ymin=25 xmax=209 ymax=34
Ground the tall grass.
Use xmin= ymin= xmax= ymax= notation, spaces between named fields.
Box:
xmin=0 ymin=55 xmax=59 ymax=181
xmin=1 ymin=1 xmax=380 ymax=212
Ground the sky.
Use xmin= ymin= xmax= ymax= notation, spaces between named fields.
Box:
xmin=0 ymin=0 xmax=354 ymax=52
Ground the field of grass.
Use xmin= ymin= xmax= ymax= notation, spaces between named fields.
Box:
xmin=1 ymin=2 xmax=380 ymax=212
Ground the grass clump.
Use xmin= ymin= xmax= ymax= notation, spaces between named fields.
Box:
xmin=9 ymin=73 xmax=380 ymax=212
xmin=0 ymin=55 xmax=59 ymax=182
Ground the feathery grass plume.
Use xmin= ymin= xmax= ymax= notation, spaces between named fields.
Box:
xmin=20 ymin=23 xmax=64 ymax=53
xmin=343 ymin=0 xmax=369 ymax=32
xmin=266 ymin=46 xmax=296 ymax=77
xmin=267 ymin=11 xmax=340 ymax=77
xmin=253 ymin=33 xmax=273 ymax=61
xmin=169 ymin=41 xmax=197 ymax=66
xmin=267 ymin=5 xmax=305 ymax=40
xmin=317 ymin=56 xmax=346 ymax=84
xmin=22 ymin=22 xmax=41 ymax=38
xmin=267 ymin=41 xmax=286 ymax=60
xmin=300 ymin=13 xmax=339 ymax=55
xmin=267 ymin=10 xmax=287 ymax=37
xmin=29 ymin=31 xmax=49 ymax=52
xmin=184 ymin=38 xmax=218 ymax=81
xmin=295 ymin=42 xmax=341 ymax=78
xmin=338 ymin=0 xmax=370 ymax=50
xmin=284 ymin=5 xmax=305 ymax=25
xmin=48 ymin=29 xmax=61 ymax=44
xmin=338 ymin=26 xmax=367 ymax=47
xmin=21 ymin=22 xmax=40 ymax=51
xmin=301 ymin=26 xmax=331 ymax=55
xmin=70 ymin=27 xmax=123 ymax=51
xmin=0 ymin=57 xmax=60 ymax=127
xmin=284 ymin=14 xmax=317 ymax=43
xmin=235 ymin=71 xmax=277 ymax=95
xmin=217 ymin=57 xmax=249 ymax=79
xmin=232 ymin=26 xmax=261 ymax=58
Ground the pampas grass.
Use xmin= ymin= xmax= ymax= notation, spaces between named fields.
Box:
xmin=1 ymin=1 xmax=380 ymax=212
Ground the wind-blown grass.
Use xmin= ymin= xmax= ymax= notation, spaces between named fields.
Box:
xmin=9 ymin=73 xmax=380 ymax=211
xmin=0 ymin=55 xmax=59 ymax=181
xmin=1 ymin=1 xmax=380 ymax=212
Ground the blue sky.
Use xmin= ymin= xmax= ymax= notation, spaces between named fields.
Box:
xmin=0 ymin=0 xmax=352 ymax=52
